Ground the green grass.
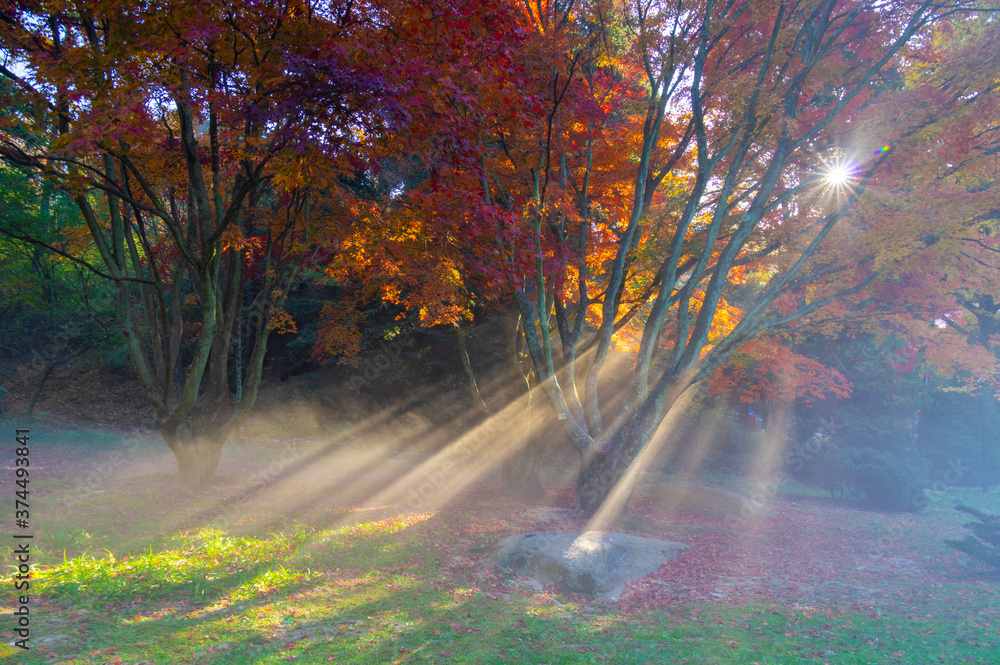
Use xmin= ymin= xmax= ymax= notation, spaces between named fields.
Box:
xmin=6 ymin=561 xmax=999 ymax=664
xmin=29 ymin=515 xmax=430 ymax=603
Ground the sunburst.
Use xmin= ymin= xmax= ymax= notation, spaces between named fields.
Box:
xmin=816 ymin=155 xmax=859 ymax=199
xmin=824 ymin=161 xmax=854 ymax=187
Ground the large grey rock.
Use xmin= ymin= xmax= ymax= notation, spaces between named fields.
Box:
xmin=493 ymin=531 xmax=688 ymax=596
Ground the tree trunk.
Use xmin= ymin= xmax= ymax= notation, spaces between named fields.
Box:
xmin=456 ymin=323 xmax=490 ymax=415
xmin=26 ymin=361 xmax=57 ymax=420
xmin=576 ymin=445 xmax=654 ymax=518
xmin=27 ymin=334 xmax=111 ymax=419
xmin=498 ymin=308 xmax=553 ymax=498
xmin=574 ymin=375 xmax=695 ymax=516
xmin=575 ymin=449 xmax=616 ymax=514
xmin=167 ymin=436 xmax=224 ymax=486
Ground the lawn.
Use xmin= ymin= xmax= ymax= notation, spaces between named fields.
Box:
xmin=3 ymin=423 xmax=999 ymax=664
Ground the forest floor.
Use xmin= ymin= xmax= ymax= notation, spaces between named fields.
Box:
xmin=2 ymin=421 xmax=999 ymax=664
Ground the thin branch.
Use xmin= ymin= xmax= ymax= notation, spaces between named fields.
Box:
xmin=0 ymin=222 xmax=154 ymax=284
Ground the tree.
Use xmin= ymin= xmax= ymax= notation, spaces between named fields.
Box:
xmin=308 ymin=0 xmax=532 ymax=362
xmin=0 ymin=160 xmax=118 ymax=417
xmin=301 ymin=0 xmax=546 ymax=496
xmin=480 ymin=0 xmax=999 ymax=514
xmin=853 ymin=11 xmax=1000 ymax=490
xmin=0 ymin=0 xmax=396 ymax=483
xmin=355 ymin=0 xmax=648 ymax=495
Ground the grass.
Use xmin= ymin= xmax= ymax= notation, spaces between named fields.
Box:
xmin=3 ymin=433 xmax=1000 ymax=663
xmin=6 ymin=556 xmax=999 ymax=664
xmin=31 ymin=516 xmax=430 ymax=603
xmin=0 ymin=418 xmax=125 ymax=449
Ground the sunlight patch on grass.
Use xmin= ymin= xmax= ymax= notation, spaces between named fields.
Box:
xmin=27 ymin=528 xmax=303 ymax=600
xmin=329 ymin=512 xmax=433 ymax=538
xmin=21 ymin=514 xmax=432 ymax=605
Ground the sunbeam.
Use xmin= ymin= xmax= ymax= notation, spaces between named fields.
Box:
xmin=585 ymin=382 xmax=698 ymax=533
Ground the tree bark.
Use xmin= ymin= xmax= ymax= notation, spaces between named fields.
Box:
xmin=499 ymin=310 xmax=553 ymax=498
xmin=456 ymin=323 xmax=490 ymax=416
xmin=576 ymin=449 xmax=614 ymax=513
xmin=26 ymin=360 xmax=58 ymax=421
xmin=169 ymin=436 xmax=225 ymax=486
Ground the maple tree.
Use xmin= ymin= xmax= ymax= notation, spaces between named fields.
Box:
xmin=867 ymin=11 xmax=1000 ymax=491
xmin=458 ymin=0 xmax=1000 ymax=513
xmin=790 ymin=10 xmax=1000 ymax=447
xmin=3 ymin=0 xmax=997 ymax=506
xmin=837 ymin=10 xmax=1000 ymax=377
xmin=308 ymin=0 xmax=531 ymax=360
xmin=322 ymin=0 xmax=646 ymax=495
xmin=720 ymin=10 xmax=1000 ymax=488
xmin=0 ymin=0 xmax=399 ymax=483
xmin=310 ymin=0 xmax=1000 ymax=511
xmin=299 ymin=0 xmax=545 ymax=493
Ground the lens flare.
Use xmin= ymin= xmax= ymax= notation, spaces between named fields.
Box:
xmin=824 ymin=162 xmax=854 ymax=186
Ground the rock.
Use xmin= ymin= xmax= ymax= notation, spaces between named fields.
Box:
xmin=493 ymin=531 xmax=688 ymax=596
xmin=516 ymin=578 xmax=544 ymax=593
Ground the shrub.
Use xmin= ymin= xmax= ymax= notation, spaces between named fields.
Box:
xmin=785 ymin=436 xmax=850 ymax=497
xmin=788 ymin=442 xmax=925 ymax=511
xmin=945 ymin=505 xmax=1000 ymax=570
xmin=841 ymin=447 xmax=925 ymax=512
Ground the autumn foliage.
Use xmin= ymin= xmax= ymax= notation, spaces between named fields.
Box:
xmin=2 ymin=0 xmax=999 ymax=499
